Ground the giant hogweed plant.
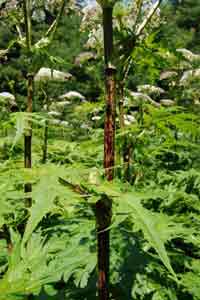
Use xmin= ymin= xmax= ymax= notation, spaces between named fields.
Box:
xmin=0 ymin=131 xmax=200 ymax=300
xmin=1 ymin=4 xmax=200 ymax=300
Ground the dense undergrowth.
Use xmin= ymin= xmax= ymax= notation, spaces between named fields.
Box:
xmin=0 ymin=101 xmax=200 ymax=300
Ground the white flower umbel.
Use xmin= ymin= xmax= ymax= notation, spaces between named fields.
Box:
xmin=137 ymin=84 xmax=165 ymax=96
xmin=177 ymin=49 xmax=200 ymax=63
xmin=59 ymin=91 xmax=85 ymax=101
xmin=34 ymin=68 xmax=72 ymax=82
xmin=180 ymin=69 xmax=200 ymax=86
xmin=160 ymin=99 xmax=175 ymax=107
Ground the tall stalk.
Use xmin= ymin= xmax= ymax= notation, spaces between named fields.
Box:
xmin=116 ymin=0 xmax=162 ymax=182
xmin=24 ymin=73 xmax=33 ymax=206
xmin=23 ymin=4 xmax=33 ymax=299
xmin=23 ymin=0 xmax=33 ymax=207
xmin=42 ymin=120 xmax=48 ymax=164
xmin=95 ymin=5 xmax=116 ymax=300
xmin=22 ymin=0 xmax=66 ymax=198
xmin=103 ymin=7 xmax=116 ymax=180
xmin=42 ymin=88 xmax=49 ymax=164
xmin=119 ymin=83 xmax=125 ymax=129
xmin=119 ymin=59 xmax=132 ymax=182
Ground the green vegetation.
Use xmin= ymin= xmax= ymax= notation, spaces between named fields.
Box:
xmin=0 ymin=0 xmax=200 ymax=299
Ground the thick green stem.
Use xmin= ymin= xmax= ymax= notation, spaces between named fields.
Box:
xmin=23 ymin=0 xmax=33 ymax=207
xmin=119 ymin=83 xmax=125 ymax=129
xmin=96 ymin=6 xmax=116 ymax=300
xmin=42 ymin=120 xmax=48 ymax=164
xmin=41 ymin=87 xmax=49 ymax=164
xmin=24 ymin=73 xmax=33 ymax=207
xmin=118 ymin=83 xmax=132 ymax=182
